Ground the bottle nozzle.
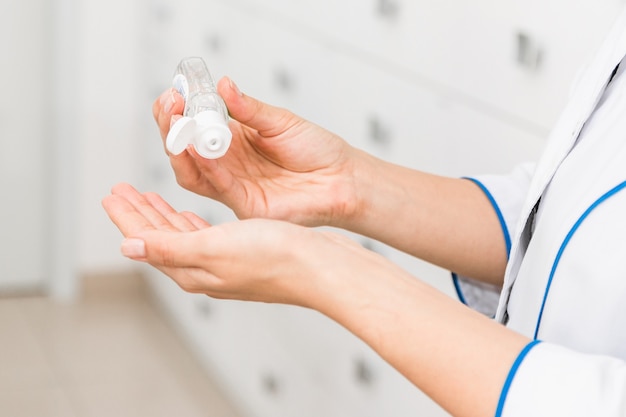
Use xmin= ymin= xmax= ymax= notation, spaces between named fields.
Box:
xmin=166 ymin=110 xmax=232 ymax=159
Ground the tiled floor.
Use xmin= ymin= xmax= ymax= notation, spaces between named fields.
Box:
xmin=0 ymin=272 xmax=242 ymax=417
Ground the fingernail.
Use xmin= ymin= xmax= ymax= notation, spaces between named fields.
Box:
xmin=121 ymin=238 xmax=146 ymax=259
xmin=170 ymin=114 xmax=182 ymax=128
xmin=229 ymin=78 xmax=243 ymax=97
xmin=160 ymin=89 xmax=177 ymax=113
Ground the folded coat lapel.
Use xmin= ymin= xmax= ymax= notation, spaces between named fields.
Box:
xmin=494 ymin=9 xmax=626 ymax=323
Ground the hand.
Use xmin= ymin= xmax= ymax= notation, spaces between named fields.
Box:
xmin=102 ymin=183 xmax=373 ymax=307
xmin=153 ymin=77 xmax=361 ymax=227
xmin=102 ymin=184 xmax=530 ymax=417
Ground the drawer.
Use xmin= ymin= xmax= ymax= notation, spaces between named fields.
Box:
xmin=329 ymin=51 xmax=546 ymax=177
xmin=200 ymin=302 xmax=328 ymax=417
xmin=223 ymin=0 xmax=621 ymax=129
xmin=149 ymin=280 xmax=329 ymax=417
xmin=261 ymin=293 xmax=450 ymax=416
xmin=259 ymin=305 xmax=381 ymax=416
xmin=141 ymin=0 xmax=254 ymax=88
xmin=236 ymin=17 xmax=335 ymax=128
xmin=310 ymin=325 xmax=450 ymax=417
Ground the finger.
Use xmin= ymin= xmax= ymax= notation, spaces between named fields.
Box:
xmin=180 ymin=211 xmax=212 ymax=229
xmin=110 ymin=183 xmax=179 ymax=232
xmin=170 ymin=114 xmax=183 ymax=128
xmin=126 ymin=229 xmax=217 ymax=268
xmin=168 ymin=153 xmax=221 ymax=197
xmin=102 ymin=194 xmax=156 ymax=237
xmin=157 ymin=259 xmax=230 ymax=295
xmin=153 ymin=88 xmax=184 ymax=122
xmin=149 ymin=263 xmax=226 ymax=296
xmin=142 ymin=192 xmax=200 ymax=232
xmin=218 ymin=76 xmax=300 ymax=137
xmin=118 ymin=237 xmax=212 ymax=293
xmin=119 ymin=235 xmax=223 ymax=295
xmin=153 ymin=89 xmax=184 ymax=140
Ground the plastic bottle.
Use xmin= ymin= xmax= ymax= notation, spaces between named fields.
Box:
xmin=165 ymin=57 xmax=232 ymax=159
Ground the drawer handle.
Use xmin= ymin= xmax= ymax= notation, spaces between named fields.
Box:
xmin=376 ymin=0 xmax=400 ymax=19
xmin=367 ymin=115 xmax=393 ymax=146
xmin=261 ymin=372 xmax=281 ymax=396
xmin=273 ymin=68 xmax=296 ymax=93
xmin=354 ymin=357 xmax=375 ymax=386
xmin=205 ymin=34 xmax=223 ymax=54
xmin=151 ymin=3 xmax=173 ymax=25
xmin=516 ymin=31 xmax=543 ymax=71
xmin=195 ymin=298 xmax=212 ymax=318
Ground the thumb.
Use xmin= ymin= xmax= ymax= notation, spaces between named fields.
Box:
xmin=121 ymin=230 xmax=208 ymax=268
xmin=217 ymin=76 xmax=299 ymax=137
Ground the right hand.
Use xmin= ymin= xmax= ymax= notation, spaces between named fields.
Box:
xmin=152 ymin=77 xmax=362 ymax=227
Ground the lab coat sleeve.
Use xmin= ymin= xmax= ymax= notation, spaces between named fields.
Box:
xmin=452 ymin=163 xmax=536 ymax=316
xmin=498 ymin=341 xmax=626 ymax=416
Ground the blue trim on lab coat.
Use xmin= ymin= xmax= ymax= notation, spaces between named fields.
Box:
xmin=496 ymin=340 xmax=542 ymax=417
xmin=452 ymin=178 xmax=512 ymax=305
xmin=534 ymin=180 xmax=626 ymax=339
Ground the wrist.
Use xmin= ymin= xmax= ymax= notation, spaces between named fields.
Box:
xmin=290 ymin=228 xmax=390 ymax=314
xmin=331 ymin=148 xmax=389 ymax=232
xmin=335 ymin=149 xmax=412 ymax=244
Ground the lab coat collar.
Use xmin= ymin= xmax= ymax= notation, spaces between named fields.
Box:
xmin=495 ymin=8 xmax=626 ymax=324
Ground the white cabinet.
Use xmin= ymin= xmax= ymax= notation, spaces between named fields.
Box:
xmin=237 ymin=0 xmax=624 ymax=130
xmin=328 ymin=49 xmax=545 ymax=177
xmin=138 ymin=1 xmax=622 ymax=417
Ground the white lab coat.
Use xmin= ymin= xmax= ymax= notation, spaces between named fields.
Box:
xmin=454 ymin=8 xmax=626 ymax=416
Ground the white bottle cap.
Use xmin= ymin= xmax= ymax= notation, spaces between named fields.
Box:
xmin=166 ymin=116 xmax=196 ymax=155
xmin=165 ymin=110 xmax=232 ymax=159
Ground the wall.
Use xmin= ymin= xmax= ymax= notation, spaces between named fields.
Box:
xmin=0 ymin=0 xmax=49 ymax=292
xmin=0 ymin=0 xmax=146 ymax=294
xmin=75 ymin=0 xmax=144 ymax=273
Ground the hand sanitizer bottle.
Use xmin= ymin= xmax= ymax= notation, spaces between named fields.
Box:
xmin=166 ymin=57 xmax=232 ymax=159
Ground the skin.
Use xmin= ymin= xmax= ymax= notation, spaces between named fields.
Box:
xmin=152 ymin=78 xmax=508 ymax=284
xmin=103 ymin=77 xmax=531 ymax=417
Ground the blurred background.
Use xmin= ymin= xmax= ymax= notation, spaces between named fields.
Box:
xmin=1 ymin=0 xmax=623 ymax=416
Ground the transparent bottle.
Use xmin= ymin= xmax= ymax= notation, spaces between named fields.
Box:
xmin=166 ymin=57 xmax=232 ymax=159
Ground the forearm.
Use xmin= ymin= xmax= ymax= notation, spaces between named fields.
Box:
xmin=339 ymin=148 xmax=508 ymax=285
xmin=316 ymin=257 xmax=529 ymax=417
xmin=106 ymin=183 xmax=525 ymax=417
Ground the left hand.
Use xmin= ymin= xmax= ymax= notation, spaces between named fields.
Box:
xmin=101 ymin=183 xmax=372 ymax=308
xmin=102 ymin=184 xmax=531 ymax=417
